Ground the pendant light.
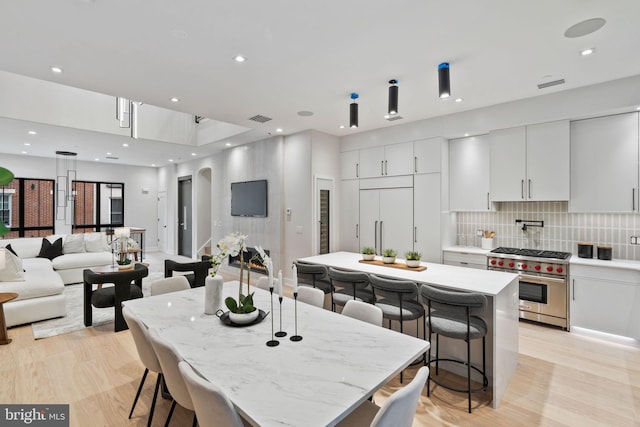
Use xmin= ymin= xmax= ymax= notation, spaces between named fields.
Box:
xmin=388 ymin=79 xmax=398 ymax=115
xmin=350 ymin=93 xmax=359 ymax=128
xmin=438 ymin=62 xmax=450 ymax=99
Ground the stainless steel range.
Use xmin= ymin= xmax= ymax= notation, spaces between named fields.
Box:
xmin=487 ymin=247 xmax=571 ymax=330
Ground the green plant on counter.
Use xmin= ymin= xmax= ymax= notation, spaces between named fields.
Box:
xmin=0 ymin=167 xmax=14 ymax=236
xmin=117 ymin=258 xmax=132 ymax=266
xmin=382 ymin=248 xmax=397 ymax=257
xmin=404 ymin=251 xmax=421 ymax=261
xmin=361 ymin=247 xmax=376 ymax=255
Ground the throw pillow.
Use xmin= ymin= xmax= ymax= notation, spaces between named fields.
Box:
xmin=0 ymin=250 xmax=25 ymax=282
xmin=3 ymin=244 xmax=18 ymax=257
xmin=63 ymin=233 xmax=86 ymax=254
xmin=38 ymin=237 xmax=63 ymax=260
xmin=84 ymin=232 xmax=109 ymax=252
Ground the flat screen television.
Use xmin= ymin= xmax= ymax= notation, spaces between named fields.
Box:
xmin=231 ymin=180 xmax=268 ymax=217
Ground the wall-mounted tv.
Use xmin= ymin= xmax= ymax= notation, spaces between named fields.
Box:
xmin=231 ymin=180 xmax=268 ymax=217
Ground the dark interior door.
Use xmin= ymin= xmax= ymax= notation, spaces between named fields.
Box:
xmin=178 ymin=177 xmax=192 ymax=257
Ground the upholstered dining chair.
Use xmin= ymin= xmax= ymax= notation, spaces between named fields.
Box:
xmin=164 ymin=259 xmax=210 ymax=288
xmin=297 ymin=286 xmax=325 ymax=308
xmin=327 ymin=267 xmax=374 ymax=312
xmin=122 ymin=307 xmax=163 ymax=427
xmin=255 ymin=276 xmax=279 ymax=291
xmin=336 ymin=366 xmax=429 ymax=427
xmin=148 ymin=328 xmax=196 ymax=427
xmin=178 ymin=361 xmax=245 ymax=427
xmin=420 ymin=284 xmax=488 ymax=413
xmin=150 ymin=276 xmax=190 ymax=296
xmin=342 ymin=299 xmax=383 ymax=326
xmin=368 ymin=274 xmax=425 ymax=382
xmin=293 ymin=261 xmax=332 ymax=294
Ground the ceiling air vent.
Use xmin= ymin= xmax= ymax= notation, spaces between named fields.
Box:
xmin=386 ymin=115 xmax=404 ymax=122
xmin=106 ymin=156 xmax=119 ymax=160
xmin=248 ymin=114 xmax=272 ymax=123
xmin=538 ymin=79 xmax=565 ymax=89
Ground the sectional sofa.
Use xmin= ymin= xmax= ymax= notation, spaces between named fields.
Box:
xmin=0 ymin=233 xmax=114 ymax=327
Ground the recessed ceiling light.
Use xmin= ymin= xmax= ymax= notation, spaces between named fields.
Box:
xmin=580 ymin=48 xmax=595 ymax=56
xmin=170 ymin=97 xmax=180 ymax=102
xmin=24 ymin=143 xmax=30 ymax=146
xmin=151 ymin=164 xmax=156 ymax=167
xmin=464 ymin=133 xmax=470 ymax=137
xmin=21 ymin=151 xmax=27 ymax=154
xmin=339 ymin=125 xmax=345 ymax=129
xmin=122 ymin=143 xmax=129 ymax=147
xmin=225 ymin=143 xmax=232 ymax=146
xmin=384 ymin=114 xmax=390 ymax=119
xmin=191 ymin=152 xmax=196 ymax=156
xmin=50 ymin=66 xmax=63 ymax=73
xmin=275 ymin=128 xmax=283 ymax=133
xmin=94 ymin=158 xmax=100 ymax=161
xmin=168 ymin=159 xmax=174 ymax=162
xmin=455 ymin=98 xmax=463 ymax=103
xmin=297 ymin=111 xmax=314 ymax=117
xmin=28 ymin=130 xmax=37 ymax=135
xmin=233 ymin=55 xmax=247 ymax=63
xmin=106 ymin=152 xmax=112 ymax=155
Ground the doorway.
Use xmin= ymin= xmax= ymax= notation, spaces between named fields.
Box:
xmin=315 ymin=177 xmax=334 ymax=255
xmin=178 ymin=177 xmax=192 ymax=257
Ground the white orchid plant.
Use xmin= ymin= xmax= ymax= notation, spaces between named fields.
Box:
xmin=210 ymin=233 xmax=271 ymax=314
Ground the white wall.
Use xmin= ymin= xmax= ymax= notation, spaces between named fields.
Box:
xmin=1 ymin=153 xmax=158 ymax=248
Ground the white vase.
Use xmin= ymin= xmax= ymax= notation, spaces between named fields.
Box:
xmin=382 ymin=256 xmax=396 ymax=264
xmin=229 ymin=309 xmax=260 ymax=325
xmin=405 ymin=260 xmax=421 ymax=268
xmin=362 ymin=254 xmax=375 ymax=261
xmin=204 ymin=275 xmax=224 ymax=315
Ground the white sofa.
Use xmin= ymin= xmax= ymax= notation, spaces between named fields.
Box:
xmin=0 ymin=233 xmax=114 ymax=327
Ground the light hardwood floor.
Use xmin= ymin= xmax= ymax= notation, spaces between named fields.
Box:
xmin=1 ymin=253 xmax=639 ymax=426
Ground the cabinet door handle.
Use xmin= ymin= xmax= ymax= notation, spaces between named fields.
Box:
xmin=374 ymin=221 xmax=378 ymax=254
xmin=521 ymin=179 xmax=525 ymax=199
xmin=385 ymin=160 xmax=388 ymax=175
xmin=414 ymin=156 xmax=417 ymax=173
xmin=356 ymin=224 xmax=359 ymax=239
xmin=380 ymin=161 xmax=384 ymax=176
xmin=572 ymin=279 xmax=575 ymax=301
xmin=633 ymin=188 xmax=636 ymax=211
xmin=487 ymin=192 xmax=490 ymax=210
xmin=356 ymin=163 xmax=359 ymax=178
xmin=414 ymin=226 xmax=417 ymax=243
xmin=460 ymin=261 xmax=469 ymax=265
xmin=379 ymin=221 xmax=384 ymax=253
xmin=528 ymin=179 xmax=532 ymax=199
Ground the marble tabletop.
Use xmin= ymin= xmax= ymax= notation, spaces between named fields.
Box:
xmin=123 ymin=281 xmax=429 ymax=426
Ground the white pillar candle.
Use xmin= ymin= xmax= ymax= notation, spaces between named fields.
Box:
xmin=277 ymin=270 xmax=283 ymax=298
xmin=268 ymin=259 xmax=274 ymax=289
xmin=292 ymin=264 xmax=298 ymax=292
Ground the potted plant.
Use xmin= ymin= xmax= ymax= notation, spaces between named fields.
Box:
xmin=382 ymin=248 xmax=397 ymax=264
xmin=404 ymin=251 xmax=422 ymax=268
xmin=116 ymin=258 xmax=133 ymax=270
xmin=361 ymin=246 xmax=376 ymax=261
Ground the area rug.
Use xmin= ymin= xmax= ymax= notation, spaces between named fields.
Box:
xmin=31 ymin=271 xmax=164 ymax=339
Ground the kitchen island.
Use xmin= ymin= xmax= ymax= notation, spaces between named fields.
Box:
xmin=298 ymin=251 xmax=519 ymax=409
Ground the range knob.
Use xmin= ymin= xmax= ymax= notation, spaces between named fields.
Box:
xmin=547 ymin=266 xmax=553 ymax=272
xmin=535 ymin=265 xmax=541 ymax=271
xmin=521 ymin=264 xmax=528 ymax=269
xmin=508 ymin=262 xmax=514 ymax=268
xmin=490 ymin=259 xmax=497 ymax=265
xmin=498 ymin=261 xmax=504 ymax=266
xmin=556 ymin=267 xmax=563 ymax=273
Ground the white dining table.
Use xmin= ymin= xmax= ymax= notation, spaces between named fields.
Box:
xmin=122 ymin=281 xmax=429 ymax=427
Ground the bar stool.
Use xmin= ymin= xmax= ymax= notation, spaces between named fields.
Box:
xmin=327 ymin=267 xmax=374 ymax=312
xmin=419 ymin=284 xmax=488 ymax=413
xmin=368 ymin=274 xmax=425 ymax=382
xmin=293 ymin=261 xmax=332 ymax=294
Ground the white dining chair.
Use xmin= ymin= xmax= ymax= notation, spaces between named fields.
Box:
xmin=342 ymin=300 xmax=383 ymax=326
xmin=337 ymin=366 xmax=429 ymax=427
xmin=148 ymin=328 xmax=196 ymax=427
xmin=297 ymin=286 xmax=325 ymax=308
xmin=178 ymin=361 xmax=245 ymax=427
xmin=122 ymin=307 xmax=163 ymax=427
xmin=255 ymin=276 xmax=279 ymax=291
xmin=150 ymin=276 xmax=190 ymax=296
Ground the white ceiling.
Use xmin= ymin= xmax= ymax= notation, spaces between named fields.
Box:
xmin=1 ymin=0 xmax=640 ymax=166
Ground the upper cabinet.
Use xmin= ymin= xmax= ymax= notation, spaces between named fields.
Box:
xmin=450 ymin=135 xmax=492 ymax=211
xmin=413 ymin=138 xmax=442 ymax=174
xmin=340 ymin=150 xmax=359 ymax=180
xmin=570 ymin=113 xmax=640 ymax=212
xmin=359 ymin=142 xmax=414 ymax=178
xmin=489 ymin=121 xmax=570 ymax=201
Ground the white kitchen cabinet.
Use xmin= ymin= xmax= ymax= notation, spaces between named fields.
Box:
xmin=449 ymin=135 xmax=491 ymax=211
xmin=340 ymin=150 xmax=359 ymax=180
xmin=443 ymin=250 xmax=487 ymax=269
xmin=359 ymin=142 xmax=414 ymax=178
xmin=339 ymin=179 xmax=360 ymax=252
xmin=413 ymin=138 xmax=442 ymax=174
xmin=570 ymin=113 xmax=639 ymax=212
xmin=413 ymin=173 xmax=441 ymax=263
xmin=490 ymin=121 xmax=570 ymax=201
xmin=359 ymin=187 xmax=413 ymax=254
xmin=571 ymin=264 xmax=640 ymax=339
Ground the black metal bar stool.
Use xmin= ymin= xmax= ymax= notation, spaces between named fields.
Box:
xmin=293 ymin=261 xmax=332 ymax=294
xmin=420 ymin=284 xmax=489 ymax=413
xmin=327 ymin=267 xmax=373 ymax=312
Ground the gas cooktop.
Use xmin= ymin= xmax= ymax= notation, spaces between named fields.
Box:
xmin=490 ymin=247 xmax=571 ymax=260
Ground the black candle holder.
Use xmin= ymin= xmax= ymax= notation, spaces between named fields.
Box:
xmin=266 ymin=287 xmax=279 ymax=347
xmin=275 ymin=296 xmax=287 ymax=337
xmin=290 ymin=291 xmax=302 ymax=342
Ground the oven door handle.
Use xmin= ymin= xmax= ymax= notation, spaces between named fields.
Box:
xmin=519 ymin=274 xmax=566 ymax=286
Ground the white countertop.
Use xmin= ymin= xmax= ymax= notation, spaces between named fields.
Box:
xmin=300 ymin=252 xmax=517 ymax=296
xmin=443 ymin=246 xmax=492 ymax=255
xmin=123 ymin=282 xmax=428 ymax=427
xmin=570 ymin=255 xmax=640 ymax=272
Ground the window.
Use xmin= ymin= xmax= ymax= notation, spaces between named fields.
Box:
xmin=0 ymin=178 xmax=55 ymax=239
xmin=73 ymin=181 xmax=125 ymax=233
xmin=0 ymin=193 xmax=12 ymax=227
xmin=110 ymin=197 xmax=123 ymax=224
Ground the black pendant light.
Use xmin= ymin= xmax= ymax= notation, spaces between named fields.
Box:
xmin=388 ymin=79 xmax=398 ymax=115
xmin=350 ymin=93 xmax=359 ymax=128
xmin=438 ymin=62 xmax=450 ymax=99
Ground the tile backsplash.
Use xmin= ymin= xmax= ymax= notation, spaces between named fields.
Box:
xmin=456 ymin=202 xmax=640 ymax=260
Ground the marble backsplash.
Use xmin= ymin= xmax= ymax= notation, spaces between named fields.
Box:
xmin=456 ymin=202 xmax=640 ymax=260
